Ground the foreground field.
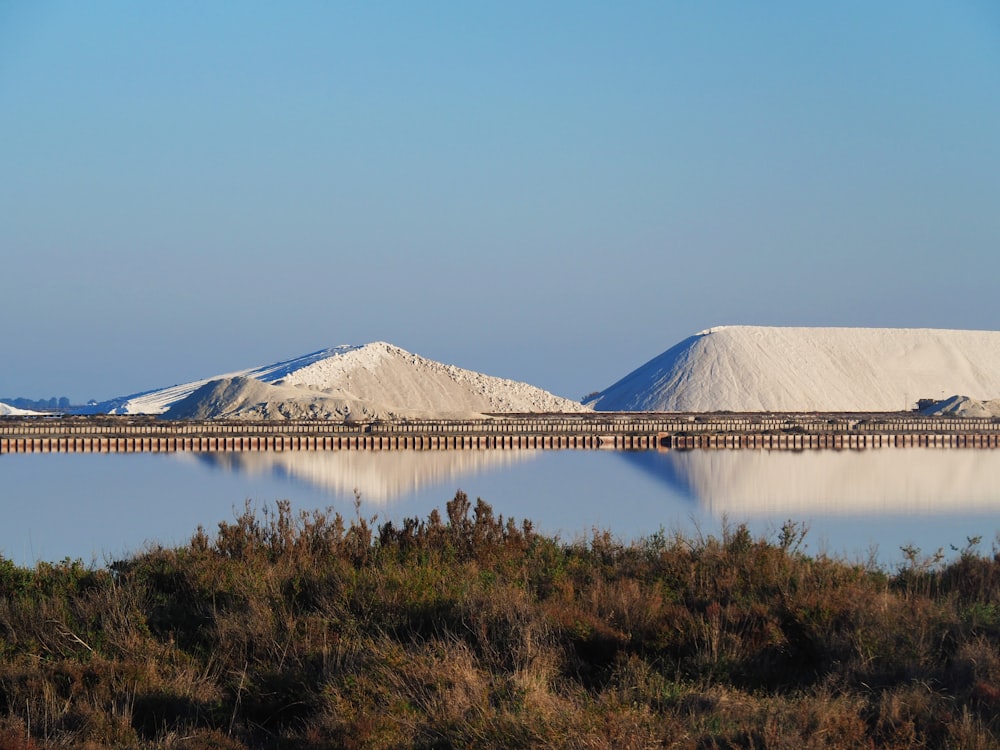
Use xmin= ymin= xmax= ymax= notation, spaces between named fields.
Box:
xmin=1 ymin=497 xmax=999 ymax=748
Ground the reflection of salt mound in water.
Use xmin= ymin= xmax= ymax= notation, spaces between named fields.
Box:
xmin=624 ymin=448 xmax=1000 ymax=516
xmin=196 ymin=449 xmax=540 ymax=503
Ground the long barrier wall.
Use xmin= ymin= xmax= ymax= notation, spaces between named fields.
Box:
xmin=2 ymin=414 xmax=1000 ymax=454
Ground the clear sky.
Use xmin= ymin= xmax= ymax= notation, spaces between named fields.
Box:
xmin=3 ymin=2 xmax=999 ymax=403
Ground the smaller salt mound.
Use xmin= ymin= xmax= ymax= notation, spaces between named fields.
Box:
xmin=919 ymin=395 xmax=1000 ymax=418
xmin=95 ymin=341 xmax=588 ymax=418
xmin=0 ymin=402 xmax=47 ymax=416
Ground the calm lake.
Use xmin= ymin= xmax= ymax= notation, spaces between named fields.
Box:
xmin=3 ymin=447 xmax=1000 ymax=569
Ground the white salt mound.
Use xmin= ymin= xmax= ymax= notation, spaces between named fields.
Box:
xmin=0 ymin=402 xmax=47 ymax=416
xmin=103 ymin=342 xmax=587 ymax=419
xmin=588 ymin=326 xmax=1000 ymax=412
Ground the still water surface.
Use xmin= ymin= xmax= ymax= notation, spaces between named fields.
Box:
xmin=3 ymin=448 xmax=1000 ymax=569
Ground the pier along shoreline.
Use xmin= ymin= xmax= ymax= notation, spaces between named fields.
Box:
xmin=2 ymin=412 xmax=999 ymax=454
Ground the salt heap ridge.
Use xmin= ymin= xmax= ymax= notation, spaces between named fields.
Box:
xmin=588 ymin=326 xmax=1000 ymax=413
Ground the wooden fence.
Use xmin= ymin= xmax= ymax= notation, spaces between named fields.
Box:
xmin=2 ymin=413 xmax=999 ymax=453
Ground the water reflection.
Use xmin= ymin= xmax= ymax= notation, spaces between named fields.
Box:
xmin=622 ymin=448 xmax=1000 ymax=516
xmin=4 ymin=447 xmax=1000 ymax=568
xmin=189 ymin=447 xmax=1000 ymax=517
xmin=185 ymin=447 xmax=1000 ymax=565
xmin=185 ymin=449 xmax=540 ymax=503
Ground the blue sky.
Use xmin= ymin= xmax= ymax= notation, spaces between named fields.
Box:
xmin=3 ymin=2 xmax=999 ymax=403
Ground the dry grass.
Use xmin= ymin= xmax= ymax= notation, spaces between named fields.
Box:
xmin=1 ymin=495 xmax=999 ymax=748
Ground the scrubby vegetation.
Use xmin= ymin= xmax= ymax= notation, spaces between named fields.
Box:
xmin=2 ymin=494 xmax=1000 ymax=748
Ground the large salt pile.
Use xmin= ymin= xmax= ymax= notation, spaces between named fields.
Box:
xmin=587 ymin=326 xmax=1000 ymax=412
xmin=93 ymin=342 xmax=588 ymax=419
